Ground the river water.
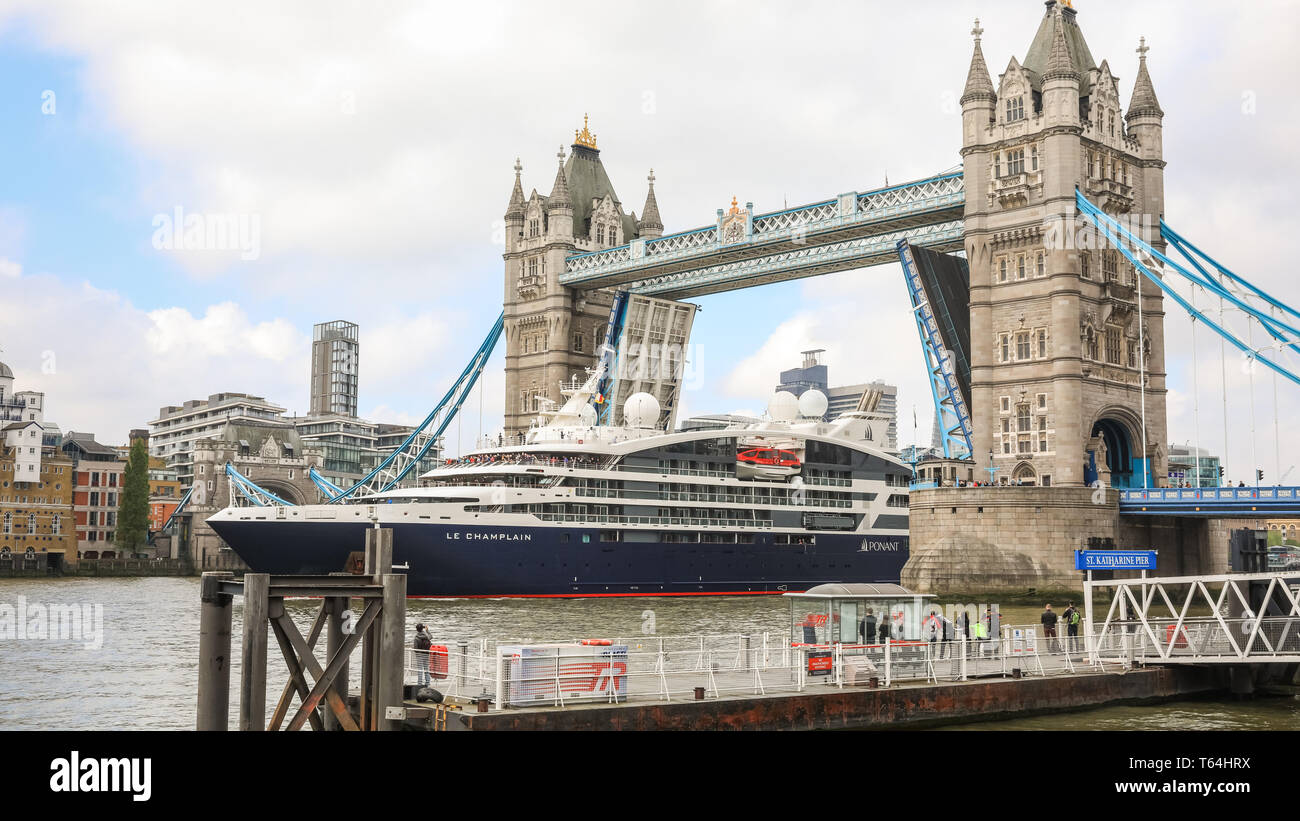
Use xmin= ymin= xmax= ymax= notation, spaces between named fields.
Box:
xmin=0 ymin=577 xmax=1296 ymax=730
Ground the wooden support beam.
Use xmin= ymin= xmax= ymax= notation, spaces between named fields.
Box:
xmin=323 ymin=596 xmax=351 ymax=732
xmin=269 ymin=600 xmax=327 ymax=730
xmin=267 ymin=599 xmax=325 ymax=732
xmin=282 ymin=601 xmax=380 ymax=732
xmin=196 ymin=571 xmax=234 ymax=731
xmin=239 ymin=573 xmax=269 ymax=732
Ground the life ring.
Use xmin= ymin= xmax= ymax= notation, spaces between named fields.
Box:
xmin=580 ymin=639 xmax=612 ymax=646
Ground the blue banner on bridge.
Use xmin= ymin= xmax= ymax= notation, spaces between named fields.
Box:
xmin=1075 ymin=550 xmax=1157 ymax=571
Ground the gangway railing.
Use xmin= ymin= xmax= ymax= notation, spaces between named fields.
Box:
xmin=1084 ymin=569 xmax=1300 ymax=665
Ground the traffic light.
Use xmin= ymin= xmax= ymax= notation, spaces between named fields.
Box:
xmin=1219 ymin=466 xmax=1225 ymax=478
xmin=1257 ymin=469 xmax=1264 ymax=482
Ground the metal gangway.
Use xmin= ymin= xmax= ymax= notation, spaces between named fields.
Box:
xmin=1085 ymin=569 xmax=1300 ymax=666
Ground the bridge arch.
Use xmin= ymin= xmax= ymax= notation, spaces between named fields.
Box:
xmin=254 ymin=478 xmax=308 ymax=506
xmin=1088 ymin=406 xmax=1144 ymax=489
xmin=1012 ymin=461 xmax=1037 ymax=485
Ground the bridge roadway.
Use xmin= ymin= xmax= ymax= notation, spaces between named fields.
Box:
xmin=560 ymin=171 xmax=964 ymax=300
xmin=1119 ymin=485 xmax=1300 ymax=516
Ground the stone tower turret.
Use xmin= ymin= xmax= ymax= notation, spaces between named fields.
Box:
xmin=501 ymin=117 xmax=659 ymax=435
xmin=962 ymin=0 xmax=1168 ymax=489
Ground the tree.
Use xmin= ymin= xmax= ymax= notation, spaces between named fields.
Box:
xmin=116 ymin=438 xmax=151 ymax=553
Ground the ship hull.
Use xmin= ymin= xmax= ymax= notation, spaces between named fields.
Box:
xmin=207 ymin=518 xmax=908 ymax=598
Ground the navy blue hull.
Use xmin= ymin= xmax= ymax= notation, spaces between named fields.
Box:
xmin=208 ymin=519 xmax=908 ymax=597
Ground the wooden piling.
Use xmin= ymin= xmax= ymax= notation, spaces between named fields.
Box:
xmin=379 ymin=572 xmax=407 ymax=730
xmin=196 ymin=571 xmax=234 ymax=731
xmin=240 ymin=572 xmax=270 ymax=731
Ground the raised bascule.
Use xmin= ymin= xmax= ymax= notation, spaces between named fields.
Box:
xmin=221 ymin=1 xmax=1300 ymax=592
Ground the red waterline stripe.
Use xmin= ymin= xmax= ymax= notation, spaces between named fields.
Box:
xmin=409 ymin=589 xmax=806 ymax=599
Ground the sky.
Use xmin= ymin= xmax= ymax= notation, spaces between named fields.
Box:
xmin=0 ymin=0 xmax=1298 ymax=484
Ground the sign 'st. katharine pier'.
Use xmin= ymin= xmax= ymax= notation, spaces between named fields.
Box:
xmin=1075 ymin=550 xmax=1158 ymax=570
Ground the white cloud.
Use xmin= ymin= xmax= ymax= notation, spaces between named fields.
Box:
xmin=145 ymin=302 xmax=304 ymax=362
xmin=2 ymin=0 xmax=1300 ymax=468
xmin=0 ymin=258 xmax=20 ymax=279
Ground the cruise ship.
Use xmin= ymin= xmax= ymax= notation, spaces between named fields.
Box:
xmin=207 ymin=376 xmax=912 ymax=597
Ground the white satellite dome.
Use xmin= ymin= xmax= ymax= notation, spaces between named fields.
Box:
xmin=623 ymin=392 xmax=660 ymax=428
xmin=798 ymin=389 xmax=828 ymax=419
xmin=768 ymin=391 xmax=799 ymax=422
xmin=578 ymin=404 xmax=597 ymax=426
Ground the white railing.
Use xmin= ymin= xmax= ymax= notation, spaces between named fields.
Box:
xmin=404 ymin=627 xmax=1104 ymax=710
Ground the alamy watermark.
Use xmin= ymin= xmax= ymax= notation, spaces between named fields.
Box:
xmin=0 ymin=596 xmax=104 ymax=650
xmin=151 ymin=206 xmax=261 ymax=261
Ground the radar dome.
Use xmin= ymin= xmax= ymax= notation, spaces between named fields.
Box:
xmin=623 ymin=392 xmax=660 ymax=428
xmin=798 ymin=389 xmax=828 ymax=419
xmin=768 ymin=391 xmax=799 ymax=422
xmin=579 ymin=404 xmax=597 ymax=426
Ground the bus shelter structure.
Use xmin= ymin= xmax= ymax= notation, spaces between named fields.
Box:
xmin=784 ymin=583 xmax=936 ymax=645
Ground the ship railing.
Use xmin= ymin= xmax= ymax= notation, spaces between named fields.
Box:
xmin=570 ymin=487 xmax=853 ymax=508
xmin=534 ymin=512 xmax=775 ymax=529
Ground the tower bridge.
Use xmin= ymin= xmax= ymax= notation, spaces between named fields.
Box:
xmin=224 ymin=2 xmax=1300 ymax=592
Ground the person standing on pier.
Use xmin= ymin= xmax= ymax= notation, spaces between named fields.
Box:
xmin=1063 ymin=603 xmax=1081 ymax=653
xmin=1040 ymin=604 xmax=1059 ymax=651
xmin=878 ymin=615 xmax=892 ymax=644
xmin=413 ymin=623 xmax=433 ymax=688
xmin=860 ymin=608 xmax=877 ymax=645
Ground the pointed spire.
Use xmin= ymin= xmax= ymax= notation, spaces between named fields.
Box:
xmin=505 ymin=157 xmax=525 ymax=219
xmin=1043 ymin=7 xmax=1079 ymax=83
xmin=1127 ymin=37 xmax=1164 ymax=119
xmin=960 ymin=18 xmax=996 ymax=104
xmin=547 ymin=146 xmax=571 ymax=210
xmin=639 ymin=168 xmax=663 ymax=235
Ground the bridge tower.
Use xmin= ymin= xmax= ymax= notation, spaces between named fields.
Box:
xmin=502 ymin=117 xmax=663 ymax=435
xmin=961 ymin=0 xmax=1168 ymax=489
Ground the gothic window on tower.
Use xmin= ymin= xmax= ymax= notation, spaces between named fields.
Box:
xmin=1018 ymin=435 xmax=1031 ymax=454
xmin=1000 ymin=396 xmax=1010 ymax=413
xmin=1000 ymin=334 xmax=1010 ymax=363
xmin=999 ymin=258 xmax=1008 ymax=283
xmin=1036 ymin=393 xmax=1047 ymax=410
xmin=596 ymin=224 xmax=605 ymax=244
xmin=1035 ymin=251 xmax=1045 ymax=278
xmin=1030 ymin=145 xmax=1039 ymax=172
xmin=528 ymin=219 xmax=539 ymax=238
xmin=1086 ymin=328 xmax=1098 ymax=360
xmin=528 ymin=258 xmax=538 ymax=278
xmin=574 ymin=332 xmax=585 ymax=353
xmin=1016 ymin=332 xmax=1031 ymax=361
xmin=1016 ymin=404 xmax=1031 ymax=432
xmin=1006 ymin=96 xmax=1025 ymax=123
xmin=1105 ymin=326 xmax=1123 ymax=365
xmin=1108 ymin=111 xmax=1115 ymax=137
xmin=1128 ymin=340 xmax=1137 ymax=368
xmin=1039 ymin=433 xmax=1048 ymax=453
xmin=1008 ymin=149 xmax=1025 ymax=176
xmin=1037 ymin=329 xmax=1047 ymax=358
xmin=1103 ymin=252 xmax=1118 ymax=282
xmin=1080 ymin=251 xmax=1092 ymax=280
xmin=1017 ymin=255 xmax=1026 ymax=280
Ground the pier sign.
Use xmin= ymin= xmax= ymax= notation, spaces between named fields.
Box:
xmin=1074 ymin=550 xmax=1157 ymax=571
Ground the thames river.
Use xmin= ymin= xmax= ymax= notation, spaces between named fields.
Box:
xmin=0 ymin=577 xmax=1296 ymax=731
